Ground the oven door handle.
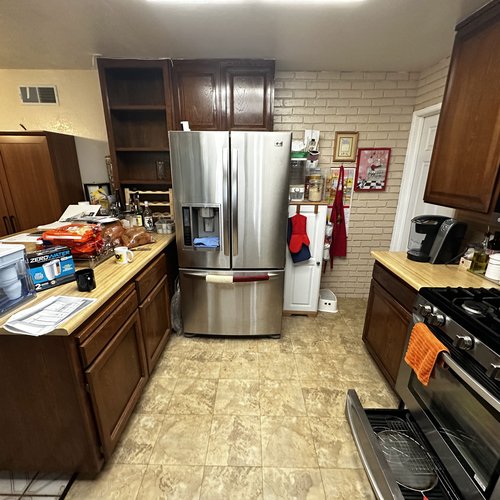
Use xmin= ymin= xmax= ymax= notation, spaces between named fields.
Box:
xmin=441 ymin=352 xmax=500 ymax=412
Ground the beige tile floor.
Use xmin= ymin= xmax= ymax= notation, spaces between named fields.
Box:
xmin=66 ymin=298 xmax=399 ymax=500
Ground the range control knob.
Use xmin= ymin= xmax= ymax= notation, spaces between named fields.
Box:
xmin=453 ymin=335 xmax=474 ymax=350
xmin=417 ymin=304 xmax=433 ymax=317
xmin=428 ymin=312 xmax=445 ymax=326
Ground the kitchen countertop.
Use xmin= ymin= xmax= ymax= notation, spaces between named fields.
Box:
xmin=371 ymin=250 xmax=500 ymax=290
xmin=0 ymin=233 xmax=176 ymax=336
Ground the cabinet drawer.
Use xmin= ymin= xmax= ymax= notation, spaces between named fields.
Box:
xmin=78 ymin=284 xmax=138 ymax=367
xmin=135 ymin=253 xmax=167 ymax=303
xmin=372 ymin=261 xmax=417 ymax=313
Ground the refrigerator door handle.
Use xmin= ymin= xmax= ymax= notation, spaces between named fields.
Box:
xmin=231 ymin=148 xmax=238 ymax=256
xmin=222 ymin=147 xmax=230 ymax=257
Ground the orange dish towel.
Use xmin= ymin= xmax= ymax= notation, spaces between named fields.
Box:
xmin=404 ymin=322 xmax=449 ymax=386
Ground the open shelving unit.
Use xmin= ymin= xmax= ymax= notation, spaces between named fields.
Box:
xmin=97 ymin=59 xmax=175 ymax=207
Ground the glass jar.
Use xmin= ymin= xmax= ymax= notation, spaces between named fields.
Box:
xmin=308 ymin=176 xmax=323 ymax=202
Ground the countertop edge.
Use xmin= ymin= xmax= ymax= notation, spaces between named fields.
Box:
xmin=371 ymin=249 xmax=499 ymax=290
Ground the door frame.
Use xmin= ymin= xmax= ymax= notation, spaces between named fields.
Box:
xmin=390 ymin=103 xmax=441 ymax=251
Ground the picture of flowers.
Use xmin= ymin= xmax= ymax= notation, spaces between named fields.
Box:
xmin=354 ymin=148 xmax=391 ymax=191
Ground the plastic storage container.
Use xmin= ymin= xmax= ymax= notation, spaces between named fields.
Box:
xmin=0 ymin=244 xmax=36 ymax=315
xmin=318 ymin=289 xmax=338 ymax=313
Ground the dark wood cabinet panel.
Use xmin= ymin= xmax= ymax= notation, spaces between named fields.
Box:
xmin=0 ymin=133 xmax=83 ymax=232
xmin=223 ymin=61 xmax=274 ymax=131
xmin=0 ymin=335 xmax=103 ymax=475
xmin=97 ymin=58 xmax=174 ymax=201
xmin=424 ymin=2 xmax=500 ymax=213
xmin=172 ymin=59 xmax=275 ymax=132
xmin=362 ymin=262 xmax=417 ymax=388
xmin=140 ymin=276 xmax=170 ymax=374
xmin=171 ymin=60 xmax=223 ymax=131
xmin=86 ymin=310 xmax=148 ymax=459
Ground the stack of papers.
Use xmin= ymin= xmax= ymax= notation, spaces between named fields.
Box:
xmin=4 ymin=296 xmax=96 ymax=336
xmin=37 ymin=205 xmax=102 ymax=230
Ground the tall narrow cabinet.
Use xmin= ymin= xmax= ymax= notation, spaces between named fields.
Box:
xmin=97 ymin=59 xmax=175 ymax=213
xmin=0 ymin=131 xmax=83 ymax=235
xmin=283 ymin=204 xmax=328 ymax=315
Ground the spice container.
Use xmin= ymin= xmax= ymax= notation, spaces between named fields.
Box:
xmin=308 ymin=176 xmax=323 ymax=202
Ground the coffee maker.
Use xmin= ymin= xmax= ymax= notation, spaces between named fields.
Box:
xmin=407 ymin=215 xmax=467 ymax=264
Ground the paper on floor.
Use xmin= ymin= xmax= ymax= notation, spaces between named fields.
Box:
xmin=3 ymin=295 xmax=95 ymax=336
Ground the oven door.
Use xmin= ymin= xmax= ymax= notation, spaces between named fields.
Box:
xmin=396 ymin=331 xmax=500 ymax=499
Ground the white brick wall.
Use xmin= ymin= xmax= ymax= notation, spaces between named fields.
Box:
xmin=275 ymin=59 xmax=456 ymax=299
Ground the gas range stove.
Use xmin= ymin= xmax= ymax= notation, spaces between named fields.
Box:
xmin=415 ymin=287 xmax=500 ymax=381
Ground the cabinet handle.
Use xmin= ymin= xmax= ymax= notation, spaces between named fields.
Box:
xmin=3 ymin=216 xmax=12 ymax=234
xmin=9 ymin=215 xmax=17 ymax=233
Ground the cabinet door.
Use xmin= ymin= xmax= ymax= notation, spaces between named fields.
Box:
xmin=172 ymin=60 xmax=224 ymax=131
xmin=283 ymin=205 xmax=327 ymax=313
xmin=222 ymin=61 xmax=275 ymax=131
xmin=424 ymin=6 xmax=500 ymax=213
xmin=139 ymin=275 xmax=170 ymax=374
xmin=362 ymin=279 xmax=412 ymax=388
xmin=0 ymin=136 xmax=62 ymax=231
xmin=85 ymin=311 xmax=147 ymax=458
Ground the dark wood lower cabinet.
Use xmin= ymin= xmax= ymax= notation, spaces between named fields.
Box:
xmin=0 ymin=249 xmax=173 ymax=475
xmin=85 ymin=311 xmax=147 ymax=459
xmin=140 ymin=276 xmax=170 ymax=374
xmin=362 ymin=262 xmax=417 ymax=388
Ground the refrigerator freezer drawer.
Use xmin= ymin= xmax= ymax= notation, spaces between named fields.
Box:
xmin=179 ymin=269 xmax=284 ymax=336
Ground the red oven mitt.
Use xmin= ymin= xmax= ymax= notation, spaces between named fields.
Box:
xmin=288 ymin=213 xmax=310 ymax=254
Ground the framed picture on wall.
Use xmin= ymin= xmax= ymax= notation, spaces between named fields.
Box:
xmin=333 ymin=132 xmax=359 ymax=162
xmin=354 ymin=148 xmax=391 ymax=191
xmin=84 ymin=183 xmax=111 ymax=210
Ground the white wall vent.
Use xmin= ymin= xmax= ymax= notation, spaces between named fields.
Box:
xmin=19 ymin=85 xmax=59 ymax=105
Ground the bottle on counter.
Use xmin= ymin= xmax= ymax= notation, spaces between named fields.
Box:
xmin=142 ymin=201 xmax=154 ymax=232
xmin=133 ymin=193 xmax=143 ymax=227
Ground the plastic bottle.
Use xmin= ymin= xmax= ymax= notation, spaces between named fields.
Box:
xmin=142 ymin=201 xmax=154 ymax=232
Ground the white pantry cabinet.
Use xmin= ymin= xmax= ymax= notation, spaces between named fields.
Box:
xmin=283 ymin=204 xmax=328 ymax=315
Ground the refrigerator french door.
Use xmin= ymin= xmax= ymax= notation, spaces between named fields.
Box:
xmin=169 ymin=131 xmax=291 ymax=336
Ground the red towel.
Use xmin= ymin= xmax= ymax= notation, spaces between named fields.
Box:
xmin=404 ymin=322 xmax=449 ymax=386
xmin=329 ymin=165 xmax=347 ymax=267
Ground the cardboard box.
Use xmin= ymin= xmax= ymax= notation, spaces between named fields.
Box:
xmin=26 ymin=246 xmax=76 ymax=291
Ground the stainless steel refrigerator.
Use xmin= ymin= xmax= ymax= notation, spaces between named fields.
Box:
xmin=169 ymin=131 xmax=291 ymax=337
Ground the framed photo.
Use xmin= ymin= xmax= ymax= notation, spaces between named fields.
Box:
xmin=333 ymin=132 xmax=359 ymax=162
xmin=84 ymin=183 xmax=111 ymax=210
xmin=354 ymin=148 xmax=391 ymax=191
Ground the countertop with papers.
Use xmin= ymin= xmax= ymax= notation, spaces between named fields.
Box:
xmin=0 ymin=233 xmax=176 ymax=336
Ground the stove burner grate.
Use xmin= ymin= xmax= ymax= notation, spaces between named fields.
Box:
xmin=460 ymin=300 xmax=491 ymax=316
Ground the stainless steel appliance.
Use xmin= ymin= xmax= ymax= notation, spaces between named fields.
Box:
xmin=169 ymin=131 xmax=291 ymax=337
xmin=347 ymin=287 xmax=500 ymax=499
xmin=407 ymin=215 xmax=467 ymax=264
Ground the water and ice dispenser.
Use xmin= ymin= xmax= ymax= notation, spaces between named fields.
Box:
xmin=181 ymin=205 xmax=221 ymax=249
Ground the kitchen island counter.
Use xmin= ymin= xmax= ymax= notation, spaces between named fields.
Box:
xmin=0 ymin=233 xmax=177 ymax=475
xmin=371 ymin=250 xmax=499 ymax=291
xmin=0 ymin=233 xmax=176 ymax=336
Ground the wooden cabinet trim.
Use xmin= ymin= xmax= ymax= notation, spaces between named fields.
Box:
xmin=372 ymin=261 xmax=417 ymax=312
xmin=135 ymin=253 xmax=167 ymax=303
xmin=78 ymin=286 xmax=139 ymax=367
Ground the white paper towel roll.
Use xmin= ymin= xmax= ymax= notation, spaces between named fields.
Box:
xmin=206 ymin=274 xmax=233 ymax=284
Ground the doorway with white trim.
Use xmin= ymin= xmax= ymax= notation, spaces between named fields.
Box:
xmin=390 ymin=103 xmax=454 ymax=251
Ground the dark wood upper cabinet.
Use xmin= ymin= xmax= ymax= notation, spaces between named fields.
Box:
xmin=171 ymin=59 xmax=275 ymax=131
xmin=97 ymin=59 xmax=175 ymax=209
xmin=223 ymin=61 xmax=275 ymax=131
xmin=171 ymin=60 xmax=223 ymax=131
xmin=0 ymin=132 xmax=83 ymax=233
xmin=424 ymin=1 xmax=500 ymax=213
